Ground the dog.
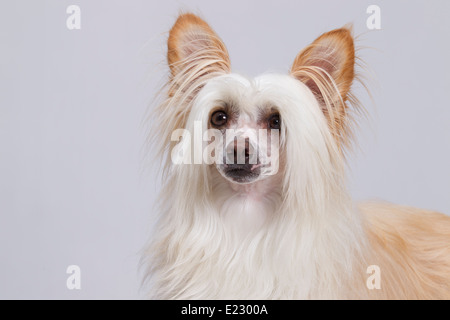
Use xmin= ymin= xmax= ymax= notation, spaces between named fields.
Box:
xmin=142 ymin=13 xmax=450 ymax=299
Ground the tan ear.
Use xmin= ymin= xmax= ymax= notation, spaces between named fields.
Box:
xmin=167 ymin=13 xmax=231 ymax=78
xmin=291 ymin=27 xmax=355 ymax=102
xmin=291 ymin=27 xmax=356 ymax=146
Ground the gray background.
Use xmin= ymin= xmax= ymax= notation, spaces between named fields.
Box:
xmin=1 ymin=0 xmax=449 ymax=299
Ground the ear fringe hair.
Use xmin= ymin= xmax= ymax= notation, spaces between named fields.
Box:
xmin=291 ymin=55 xmax=367 ymax=158
xmin=146 ymin=43 xmax=230 ymax=179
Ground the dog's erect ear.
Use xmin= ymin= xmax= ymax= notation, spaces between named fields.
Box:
xmin=291 ymin=27 xmax=355 ymax=103
xmin=167 ymin=13 xmax=231 ymax=78
xmin=290 ymin=27 xmax=356 ymax=146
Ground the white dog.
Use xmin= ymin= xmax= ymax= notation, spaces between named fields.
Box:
xmin=142 ymin=13 xmax=450 ymax=299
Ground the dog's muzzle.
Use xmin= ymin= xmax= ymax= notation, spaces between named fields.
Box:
xmin=223 ymin=163 xmax=261 ymax=183
xmin=220 ymin=137 xmax=262 ymax=183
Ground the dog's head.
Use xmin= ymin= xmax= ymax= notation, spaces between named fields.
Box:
xmin=157 ymin=13 xmax=359 ymax=190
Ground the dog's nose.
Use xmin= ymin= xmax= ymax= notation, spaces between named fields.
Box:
xmin=234 ymin=138 xmax=250 ymax=164
xmin=226 ymin=137 xmax=256 ymax=165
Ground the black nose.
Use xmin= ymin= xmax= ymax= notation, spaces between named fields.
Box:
xmin=233 ymin=138 xmax=250 ymax=164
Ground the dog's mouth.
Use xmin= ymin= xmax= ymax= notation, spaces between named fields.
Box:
xmin=222 ymin=164 xmax=261 ymax=184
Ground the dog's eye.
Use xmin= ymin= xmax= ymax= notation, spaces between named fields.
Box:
xmin=211 ymin=110 xmax=228 ymax=127
xmin=268 ymin=114 xmax=280 ymax=130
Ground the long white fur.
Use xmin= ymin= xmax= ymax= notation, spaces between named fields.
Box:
xmin=142 ymin=73 xmax=368 ymax=299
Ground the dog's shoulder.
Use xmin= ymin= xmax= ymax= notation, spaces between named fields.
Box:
xmin=358 ymin=201 xmax=450 ymax=299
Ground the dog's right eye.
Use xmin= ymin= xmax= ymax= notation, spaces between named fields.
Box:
xmin=268 ymin=113 xmax=281 ymax=130
xmin=211 ymin=110 xmax=228 ymax=127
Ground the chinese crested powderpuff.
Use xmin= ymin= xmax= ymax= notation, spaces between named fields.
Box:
xmin=142 ymin=13 xmax=450 ymax=299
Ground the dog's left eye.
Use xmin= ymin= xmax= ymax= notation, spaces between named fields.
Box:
xmin=268 ymin=114 xmax=281 ymax=130
xmin=211 ymin=110 xmax=228 ymax=127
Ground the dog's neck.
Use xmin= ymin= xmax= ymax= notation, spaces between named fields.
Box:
xmin=210 ymin=168 xmax=283 ymax=237
xmin=228 ymin=175 xmax=281 ymax=200
xmin=149 ymin=166 xmax=364 ymax=298
xmin=199 ymin=165 xmax=363 ymax=298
